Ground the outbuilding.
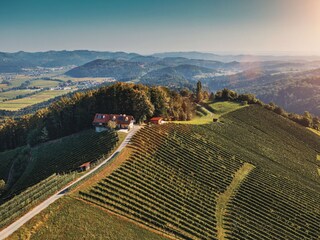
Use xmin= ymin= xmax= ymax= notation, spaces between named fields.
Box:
xmin=79 ymin=162 xmax=91 ymax=171
xmin=150 ymin=117 xmax=163 ymax=125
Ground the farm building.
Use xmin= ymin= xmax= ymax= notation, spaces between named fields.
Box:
xmin=150 ymin=117 xmax=163 ymax=125
xmin=79 ymin=162 xmax=91 ymax=171
xmin=92 ymin=113 xmax=134 ymax=132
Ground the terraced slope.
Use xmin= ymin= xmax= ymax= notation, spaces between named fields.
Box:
xmin=80 ymin=105 xmax=320 ymax=240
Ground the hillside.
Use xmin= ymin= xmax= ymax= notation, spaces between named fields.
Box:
xmin=0 ymin=51 xmax=141 ymax=72
xmin=65 ymin=59 xmax=147 ymax=79
xmin=205 ymin=66 xmax=320 ymax=115
xmin=9 ymin=104 xmax=320 ymax=239
xmin=0 ymin=129 xmax=119 ymax=199
xmin=152 ymin=51 xmax=320 ymax=62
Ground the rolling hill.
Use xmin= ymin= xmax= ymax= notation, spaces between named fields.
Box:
xmin=0 ymin=50 xmax=141 ymax=72
xmin=65 ymin=59 xmax=147 ymax=79
xmin=7 ymin=103 xmax=320 ymax=239
xmin=0 ymin=129 xmax=119 ymax=199
xmin=207 ymin=67 xmax=320 ymax=115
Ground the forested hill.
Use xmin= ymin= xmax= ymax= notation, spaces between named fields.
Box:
xmin=0 ymin=83 xmax=194 ymax=152
xmin=0 ymin=50 xmax=141 ymax=72
xmin=65 ymin=59 xmax=147 ymax=79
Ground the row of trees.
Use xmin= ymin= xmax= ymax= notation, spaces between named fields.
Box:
xmin=0 ymin=83 xmax=195 ymax=152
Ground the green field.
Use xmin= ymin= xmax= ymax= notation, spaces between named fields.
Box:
xmin=208 ymin=101 xmax=246 ymax=117
xmin=9 ymin=197 xmax=169 ymax=240
xmin=29 ymin=79 xmax=61 ymax=88
xmin=0 ymin=75 xmax=33 ymax=90
xmin=0 ymin=89 xmax=39 ymax=101
xmin=174 ymin=101 xmax=245 ymax=125
xmin=57 ymin=75 xmax=112 ymax=83
xmin=0 ymin=90 xmax=71 ymax=110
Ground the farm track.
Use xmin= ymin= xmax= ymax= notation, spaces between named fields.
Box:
xmin=215 ymin=163 xmax=255 ymax=240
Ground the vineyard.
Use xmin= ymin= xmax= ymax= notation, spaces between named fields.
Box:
xmin=0 ymin=147 xmax=26 ymax=181
xmin=203 ymin=105 xmax=320 ymax=184
xmin=0 ymin=173 xmax=75 ymax=230
xmin=80 ymin=105 xmax=320 ymax=239
xmin=80 ymin=124 xmax=249 ymax=239
xmin=2 ymin=129 xmax=119 ymax=197
xmin=225 ymin=167 xmax=320 ymax=240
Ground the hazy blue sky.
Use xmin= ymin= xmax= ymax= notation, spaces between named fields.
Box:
xmin=1 ymin=0 xmax=320 ymax=54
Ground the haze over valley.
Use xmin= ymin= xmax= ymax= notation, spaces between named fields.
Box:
xmin=1 ymin=0 xmax=320 ymax=240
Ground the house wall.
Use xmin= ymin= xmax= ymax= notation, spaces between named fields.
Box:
xmin=95 ymin=126 xmax=107 ymax=132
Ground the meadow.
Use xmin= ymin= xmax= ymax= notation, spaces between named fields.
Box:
xmin=174 ymin=101 xmax=245 ymax=125
xmin=0 ymin=90 xmax=71 ymax=110
xmin=0 ymin=89 xmax=38 ymax=101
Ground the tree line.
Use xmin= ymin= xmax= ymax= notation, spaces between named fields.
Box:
xmin=0 ymin=83 xmax=194 ymax=152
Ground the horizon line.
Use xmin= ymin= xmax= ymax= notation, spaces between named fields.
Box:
xmin=1 ymin=49 xmax=320 ymax=57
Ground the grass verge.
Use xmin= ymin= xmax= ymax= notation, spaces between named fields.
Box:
xmin=216 ymin=163 xmax=255 ymax=240
xmin=7 ymin=197 xmax=169 ymax=240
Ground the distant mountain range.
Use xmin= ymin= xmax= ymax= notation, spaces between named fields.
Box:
xmin=2 ymin=50 xmax=320 ymax=115
xmin=65 ymin=57 xmax=229 ymax=84
xmin=152 ymin=51 xmax=320 ymax=62
xmin=2 ymin=50 xmax=320 ymax=73
xmin=0 ymin=50 xmax=140 ymax=72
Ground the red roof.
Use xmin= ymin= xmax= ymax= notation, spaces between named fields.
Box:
xmin=150 ymin=117 xmax=163 ymax=121
xmin=79 ymin=162 xmax=91 ymax=168
xmin=92 ymin=113 xmax=134 ymax=125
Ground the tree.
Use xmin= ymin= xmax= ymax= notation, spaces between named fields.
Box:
xmin=107 ymin=120 xmax=117 ymax=129
xmin=0 ymin=179 xmax=5 ymax=192
xmin=196 ymin=81 xmax=203 ymax=103
xmin=301 ymin=111 xmax=312 ymax=127
xmin=274 ymin=106 xmax=287 ymax=117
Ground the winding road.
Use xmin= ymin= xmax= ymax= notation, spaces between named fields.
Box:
xmin=0 ymin=126 xmax=141 ymax=240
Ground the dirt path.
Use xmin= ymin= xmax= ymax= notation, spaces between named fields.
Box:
xmin=215 ymin=162 xmax=255 ymax=240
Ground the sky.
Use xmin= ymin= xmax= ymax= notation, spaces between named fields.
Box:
xmin=1 ymin=0 xmax=320 ymax=54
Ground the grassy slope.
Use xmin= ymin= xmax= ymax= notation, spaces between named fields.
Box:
xmin=8 ymin=197 xmax=169 ymax=240
xmin=215 ymin=163 xmax=255 ymax=240
xmin=174 ymin=101 xmax=245 ymax=125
